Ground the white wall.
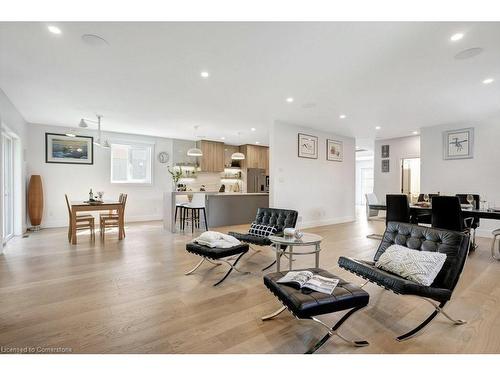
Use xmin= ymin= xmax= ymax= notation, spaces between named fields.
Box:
xmin=26 ymin=123 xmax=173 ymax=228
xmin=374 ymin=135 xmax=420 ymax=202
xmin=269 ymin=121 xmax=355 ymax=229
xmin=421 ymin=120 xmax=500 ymax=237
xmin=0 ymin=88 xmax=28 ymax=250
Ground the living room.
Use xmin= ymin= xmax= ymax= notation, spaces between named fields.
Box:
xmin=1 ymin=0 xmax=499 ymax=373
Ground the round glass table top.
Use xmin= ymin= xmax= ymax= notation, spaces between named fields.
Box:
xmin=268 ymin=233 xmax=323 ymax=245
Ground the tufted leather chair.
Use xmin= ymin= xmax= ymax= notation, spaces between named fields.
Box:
xmin=339 ymin=221 xmax=469 ymax=303
xmin=228 ymin=207 xmax=298 ymax=247
xmin=338 ymin=221 xmax=470 ymax=341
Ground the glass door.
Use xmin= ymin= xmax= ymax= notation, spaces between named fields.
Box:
xmin=2 ymin=132 xmax=14 ymax=242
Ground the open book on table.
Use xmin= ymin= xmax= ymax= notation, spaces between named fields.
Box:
xmin=277 ymin=271 xmax=339 ymax=295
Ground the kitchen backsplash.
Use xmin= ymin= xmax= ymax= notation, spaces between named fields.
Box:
xmin=179 ymin=172 xmax=244 ymax=193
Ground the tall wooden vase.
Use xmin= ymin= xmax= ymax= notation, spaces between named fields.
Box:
xmin=28 ymin=175 xmax=43 ymax=231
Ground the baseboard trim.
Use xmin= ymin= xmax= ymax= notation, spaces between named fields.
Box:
xmin=298 ymin=216 xmax=356 ymax=230
xmin=40 ymin=214 xmax=163 ymax=229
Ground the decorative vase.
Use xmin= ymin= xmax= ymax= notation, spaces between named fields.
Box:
xmin=28 ymin=175 xmax=43 ymax=230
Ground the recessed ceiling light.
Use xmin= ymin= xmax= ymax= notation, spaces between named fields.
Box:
xmin=339 ymin=114 xmax=347 ymax=119
xmin=483 ymin=78 xmax=494 ymax=84
xmin=200 ymin=71 xmax=210 ymax=78
xmin=221 ymin=137 xmax=225 ymax=140
xmin=412 ymin=131 xmax=419 ymax=135
xmin=450 ymin=33 xmax=464 ymax=42
xmin=286 ymin=97 xmax=294 ymax=103
xmin=255 ymin=141 xmax=260 ymax=144
xmin=250 ymin=127 xmax=256 ymax=131
xmin=47 ymin=25 xmax=61 ymax=35
xmin=375 ymin=126 xmax=381 ymax=130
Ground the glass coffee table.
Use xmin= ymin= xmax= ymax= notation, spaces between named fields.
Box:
xmin=268 ymin=233 xmax=323 ymax=272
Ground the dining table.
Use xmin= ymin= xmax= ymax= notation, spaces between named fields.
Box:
xmin=369 ymin=203 xmax=500 ymax=221
xmin=70 ymin=200 xmax=124 ymax=244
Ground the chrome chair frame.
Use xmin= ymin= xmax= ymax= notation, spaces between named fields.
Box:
xmin=261 ymin=304 xmax=368 ymax=354
xmin=184 ymin=252 xmax=251 ymax=286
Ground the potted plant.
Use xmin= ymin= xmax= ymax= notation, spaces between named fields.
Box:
xmin=167 ymin=166 xmax=184 ymax=191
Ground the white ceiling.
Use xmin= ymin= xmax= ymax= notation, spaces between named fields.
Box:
xmin=1 ymin=22 xmax=500 ymax=145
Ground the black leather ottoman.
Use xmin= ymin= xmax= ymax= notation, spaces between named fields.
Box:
xmin=185 ymin=242 xmax=250 ymax=286
xmin=262 ymin=268 xmax=370 ymax=354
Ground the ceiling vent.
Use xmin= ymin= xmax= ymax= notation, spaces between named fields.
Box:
xmin=454 ymin=47 xmax=483 ymax=60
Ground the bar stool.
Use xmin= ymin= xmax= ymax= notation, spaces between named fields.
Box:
xmin=491 ymin=229 xmax=500 ymax=260
xmin=175 ymin=194 xmax=189 ymax=230
xmin=181 ymin=193 xmax=208 ymax=233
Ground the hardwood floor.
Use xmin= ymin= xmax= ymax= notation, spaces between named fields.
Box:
xmin=0 ymin=216 xmax=499 ymax=354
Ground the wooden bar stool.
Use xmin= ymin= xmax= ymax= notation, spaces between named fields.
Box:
xmin=65 ymin=194 xmax=95 ymax=243
xmin=100 ymin=194 xmax=127 ymax=239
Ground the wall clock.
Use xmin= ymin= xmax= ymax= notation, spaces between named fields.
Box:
xmin=157 ymin=151 xmax=170 ymax=163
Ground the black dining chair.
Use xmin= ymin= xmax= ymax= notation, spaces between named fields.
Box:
xmin=456 ymin=194 xmax=480 ymax=249
xmin=386 ymin=194 xmax=411 ymax=225
xmin=431 ymin=196 xmax=467 ymax=232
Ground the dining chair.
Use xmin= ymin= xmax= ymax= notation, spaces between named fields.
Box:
xmin=431 ymin=196 xmax=472 ymax=234
xmin=455 ymin=194 xmax=480 ymax=249
xmin=386 ymin=194 xmax=411 ymax=225
xmin=365 ymin=193 xmax=385 ymax=221
xmin=100 ymin=194 xmax=127 ymax=239
xmin=64 ymin=194 xmax=95 ymax=242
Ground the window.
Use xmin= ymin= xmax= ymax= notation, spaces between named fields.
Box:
xmin=111 ymin=142 xmax=153 ymax=184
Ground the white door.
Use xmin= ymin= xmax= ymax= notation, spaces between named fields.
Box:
xmin=2 ymin=133 xmax=14 ymax=242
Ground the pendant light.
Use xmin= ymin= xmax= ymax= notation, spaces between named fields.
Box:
xmin=231 ymin=132 xmax=245 ymax=160
xmin=187 ymin=125 xmax=203 ymax=157
xmin=78 ymin=114 xmax=109 ymax=148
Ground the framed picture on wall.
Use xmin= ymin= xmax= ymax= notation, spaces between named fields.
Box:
xmin=326 ymin=139 xmax=343 ymax=161
xmin=45 ymin=133 xmax=94 ymax=164
xmin=381 ymin=159 xmax=390 ymax=173
xmin=443 ymin=127 xmax=474 ymax=160
xmin=298 ymin=133 xmax=318 ymax=159
xmin=381 ymin=144 xmax=390 ymax=158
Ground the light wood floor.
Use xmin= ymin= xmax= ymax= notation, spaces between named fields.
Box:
xmin=1 ymin=216 xmax=499 ymax=354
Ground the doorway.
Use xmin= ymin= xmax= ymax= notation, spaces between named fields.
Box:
xmin=2 ymin=132 xmax=14 ymax=243
xmin=360 ymin=167 xmax=374 ymax=205
xmin=401 ymin=158 xmax=420 ymax=197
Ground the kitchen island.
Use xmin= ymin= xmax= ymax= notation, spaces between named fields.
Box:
xmin=163 ymin=192 xmax=269 ymax=233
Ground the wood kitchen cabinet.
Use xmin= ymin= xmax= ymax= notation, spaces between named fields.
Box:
xmin=239 ymin=144 xmax=269 ymax=173
xmin=198 ymin=140 xmax=224 ymax=172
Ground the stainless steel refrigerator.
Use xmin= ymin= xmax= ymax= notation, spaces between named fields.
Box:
xmin=247 ymin=168 xmax=267 ymax=193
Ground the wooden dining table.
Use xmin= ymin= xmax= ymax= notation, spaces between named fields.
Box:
xmin=70 ymin=200 xmax=124 ymax=244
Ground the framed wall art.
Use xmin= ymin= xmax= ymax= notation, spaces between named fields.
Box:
xmin=326 ymin=139 xmax=343 ymax=162
xmin=381 ymin=159 xmax=390 ymax=173
xmin=45 ymin=133 xmax=94 ymax=165
xmin=298 ymin=133 xmax=318 ymax=159
xmin=381 ymin=144 xmax=390 ymax=158
xmin=443 ymin=127 xmax=474 ymax=160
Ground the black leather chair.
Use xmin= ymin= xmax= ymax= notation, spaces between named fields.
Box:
xmin=228 ymin=207 xmax=298 ymax=270
xmin=339 ymin=221 xmax=469 ymax=341
xmin=386 ymin=194 xmax=411 ymax=225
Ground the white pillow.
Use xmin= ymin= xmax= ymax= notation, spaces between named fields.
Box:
xmin=375 ymin=244 xmax=447 ymax=286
